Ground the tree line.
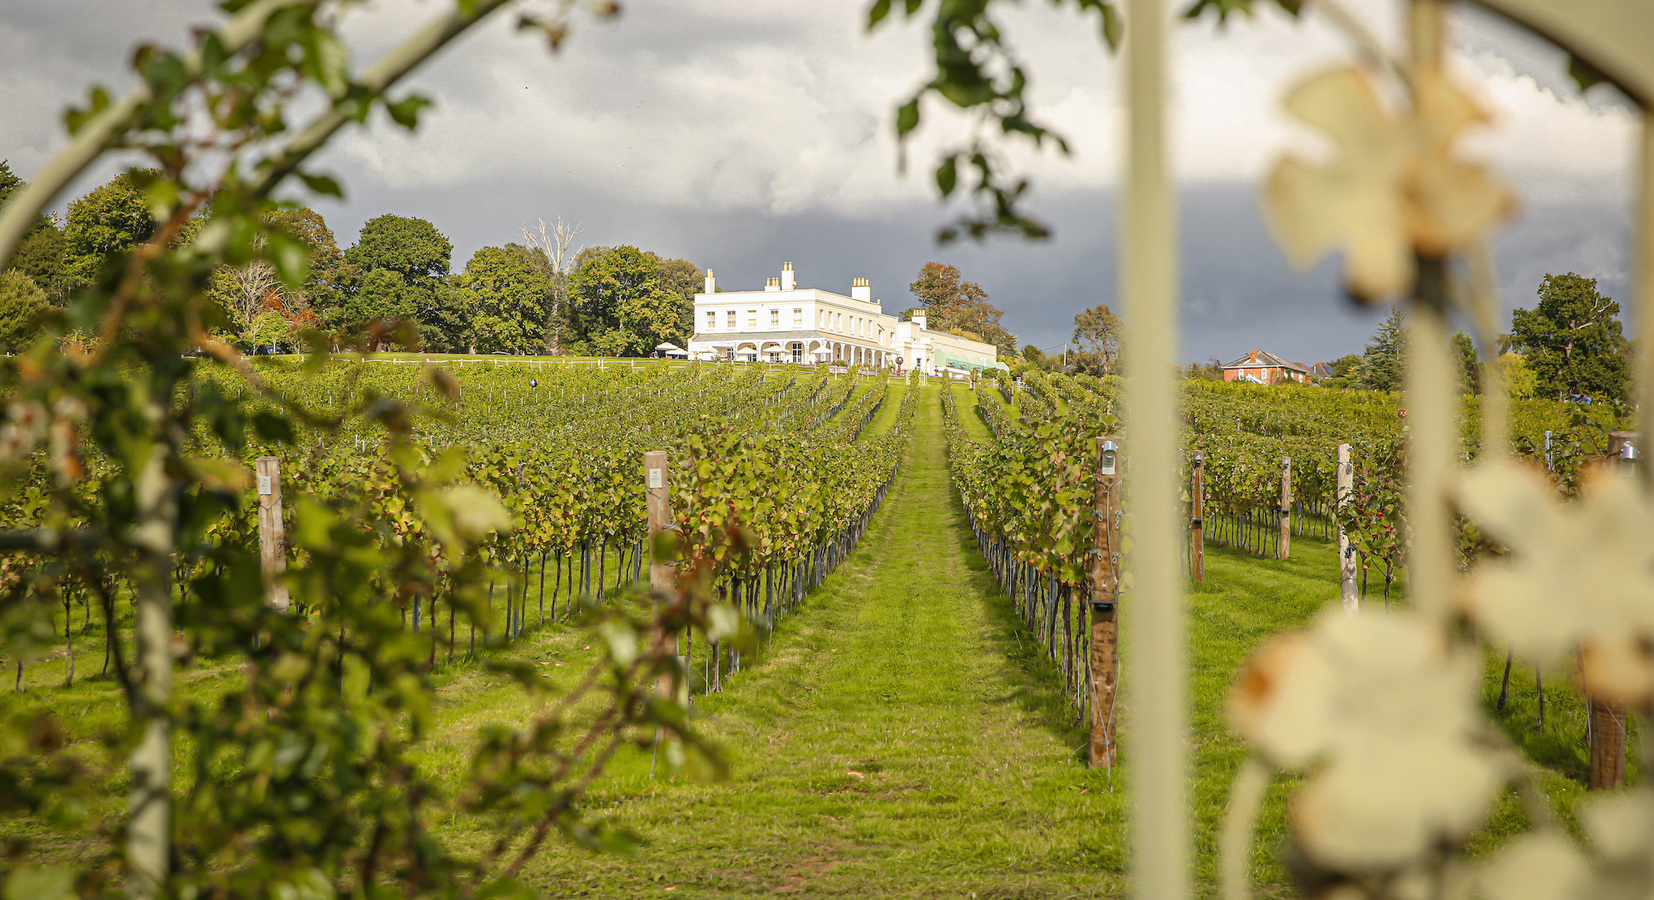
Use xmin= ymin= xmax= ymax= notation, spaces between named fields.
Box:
xmin=0 ymin=163 xmax=701 ymax=355
xmin=3 ymin=162 xmax=1129 ymax=368
xmin=1178 ymin=272 xmax=1630 ymax=406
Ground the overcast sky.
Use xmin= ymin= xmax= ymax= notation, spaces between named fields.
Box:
xmin=0 ymin=0 xmax=1638 ymax=363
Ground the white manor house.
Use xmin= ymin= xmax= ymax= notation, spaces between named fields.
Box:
xmin=686 ymin=262 xmax=1003 ymax=374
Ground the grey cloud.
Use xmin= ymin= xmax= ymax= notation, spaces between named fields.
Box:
xmin=3 ymin=0 xmax=1636 ymax=368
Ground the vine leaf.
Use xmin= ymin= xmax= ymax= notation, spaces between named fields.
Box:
xmin=1229 ymin=608 xmax=1505 ymax=870
xmin=1262 ymin=65 xmax=1514 ymax=303
xmin=1479 ymin=791 xmax=1654 ymax=899
xmin=1457 ymin=459 xmax=1654 ymax=705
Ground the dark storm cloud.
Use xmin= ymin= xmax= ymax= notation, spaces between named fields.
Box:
xmin=332 ymin=173 xmax=1362 ymax=364
xmin=4 ymin=0 xmax=1637 ymax=366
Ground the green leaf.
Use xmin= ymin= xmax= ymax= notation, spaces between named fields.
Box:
xmin=1568 ymin=53 xmax=1609 ymax=93
xmin=251 ymin=410 xmax=297 ymax=445
xmin=895 ymin=98 xmax=920 ymax=139
xmin=868 ymin=0 xmax=893 ymax=29
xmin=304 ymin=28 xmax=351 ymax=97
xmin=935 ymin=155 xmax=958 ymax=197
xmin=297 ymin=171 xmax=344 ymax=198
xmin=1101 ymin=4 xmax=1124 ymax=50
xmin=267 ymin=232 xmax=312 ymax=290
xmin=385 ymin=94 xmax=433 ymax=130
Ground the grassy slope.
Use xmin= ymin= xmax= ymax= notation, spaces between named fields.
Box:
xmin=856 ymin=381 xmax=909 ymax=440
xmin=948 ymin=382 xmax=992 ymax=441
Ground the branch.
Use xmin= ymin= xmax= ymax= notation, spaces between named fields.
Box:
xmin=242 ymin=0 xmax=517 ymax=202
xmin=0 ymin=529 xmax=107 ymax=552
xmin=0 ymin=0 xmax=317 ymax=268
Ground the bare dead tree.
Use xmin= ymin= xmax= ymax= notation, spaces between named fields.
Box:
xmin=228 ymin=261 xmax=284 ymax=325
xmin=521 ymin=216 xmax=584 ymax=355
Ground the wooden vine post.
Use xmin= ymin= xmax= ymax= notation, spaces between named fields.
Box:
xmin=1089 ymin=436 xmax=1123 ymax=768
xmin=1278 ymin=455 xmax=1292 ymax=560
xmin=256 ymin=456 xmax=290 ymax=612
xmin=1589 ymin=433 xmax=1639 ymax=789
xmin=1336 ymin=443 xmax=1358 ymax=614
xmin=1189 ymin=451 xmax=1204 ymax=583
xmin=644 ymin=450 xmax=682 ymax=705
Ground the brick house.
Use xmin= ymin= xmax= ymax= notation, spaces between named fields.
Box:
xmin=1220 ymin=349 xmax=1312 ymax=385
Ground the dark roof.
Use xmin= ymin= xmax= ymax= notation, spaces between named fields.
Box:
xmin=1220 ymin=349 xmax=1309 ymax=373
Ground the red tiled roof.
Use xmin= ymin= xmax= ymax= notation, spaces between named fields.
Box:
xmin=1220 ymin=349 xmax=1309 ymax=373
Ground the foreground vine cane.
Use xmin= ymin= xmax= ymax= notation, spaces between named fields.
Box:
xmin=1120 ymin=0 xmax=1186 ymax=897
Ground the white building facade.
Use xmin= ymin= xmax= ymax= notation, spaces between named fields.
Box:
xmin=687 ymin=262 xmax=1001 ymax=374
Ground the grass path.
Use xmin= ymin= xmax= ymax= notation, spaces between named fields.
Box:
xmin=857 ymin=381 xmax=908 ymax=440
xmin=521 ymin=387 xmax=1124 ymax=898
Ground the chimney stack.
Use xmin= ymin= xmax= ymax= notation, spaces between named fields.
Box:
xmin=704 ymin=268 xmax=716 ymax=294
xmin=851 ymin=277 xmax=871 ymax=303
xmin=764 ymin=277 xmax=780 ymax=292
xmin=1249 ymin=349 xmax=1258 ymax=363
xmin=780 ymin=261 xmax=796 ymax=291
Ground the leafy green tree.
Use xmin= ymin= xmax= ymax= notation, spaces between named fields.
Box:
xmin=348 ymin=267 xmax=421 ymax=336
xmin=568 ymin=245 xmax=689 ymax=355
xmin=346 ymin=214 xmax=451 ymax=284
xmin=62 ymin=170 xmax=159 ymax=289
xmin=246 ymin=309 xmax=292 ymax=349
xmin=1184 ymin=356 xmax=1223 ymax=381
xmin=462 ymin=245 xmax=551 ymax=353
xmin=0 ymin=162 xmax=67 ymax=300
xmin=0 ymin=271 xmax=48 ymax=351
xmin=10 ymin=222 xmax=66 ymax=302
xmin=208 ymin=207 xmax=350 ymax=339
xmin=501 ymin=240 xmax=556 ymax=351
xmin=0 ymin=160 xmax=19 ymax=207
xmin=1316 ymin=353 xmax=1365 ymax=390
xmin=1072 ymin=303 xmax=1124 ymax=375
xmin=1360 ymin=306 xmax=1407 ymax=392
xmin=1021 ymin=343 xmax=1055 ymax=371
xmin=344 ymin=215 xmax=451 ymax=348
xmin=270 ymin=206 xmax=350 ymax=325
xmin=652 ymin=253 xmax=702 ymax=344
xmin=910 ymin=260 xmax=985 ymax=309
xmin=428 ymin=279 xmax=478 ymax=353
xmin=1452 ymin=331 xmax=1480 ymax=394
xmin=1508 ymin=272 xmax=1628 ymax=403
xmin=909 ymin=261 xmax=1015 ymax=355
xmin=1491 ymin=352 xmax=1537 ymax=401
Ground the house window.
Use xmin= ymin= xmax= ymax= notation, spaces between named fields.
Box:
xmin=748 ymin=309 xmax=758 ymax=328
xmin=770 ymin=309 xmax=780 ymax=328
xmin=794 ymin=308 xmax=803 ymax=327
xmin=726 ymin=310 xmax=736 ymax=328
xmin=705 ymin=311 xmax=716 ymax=331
